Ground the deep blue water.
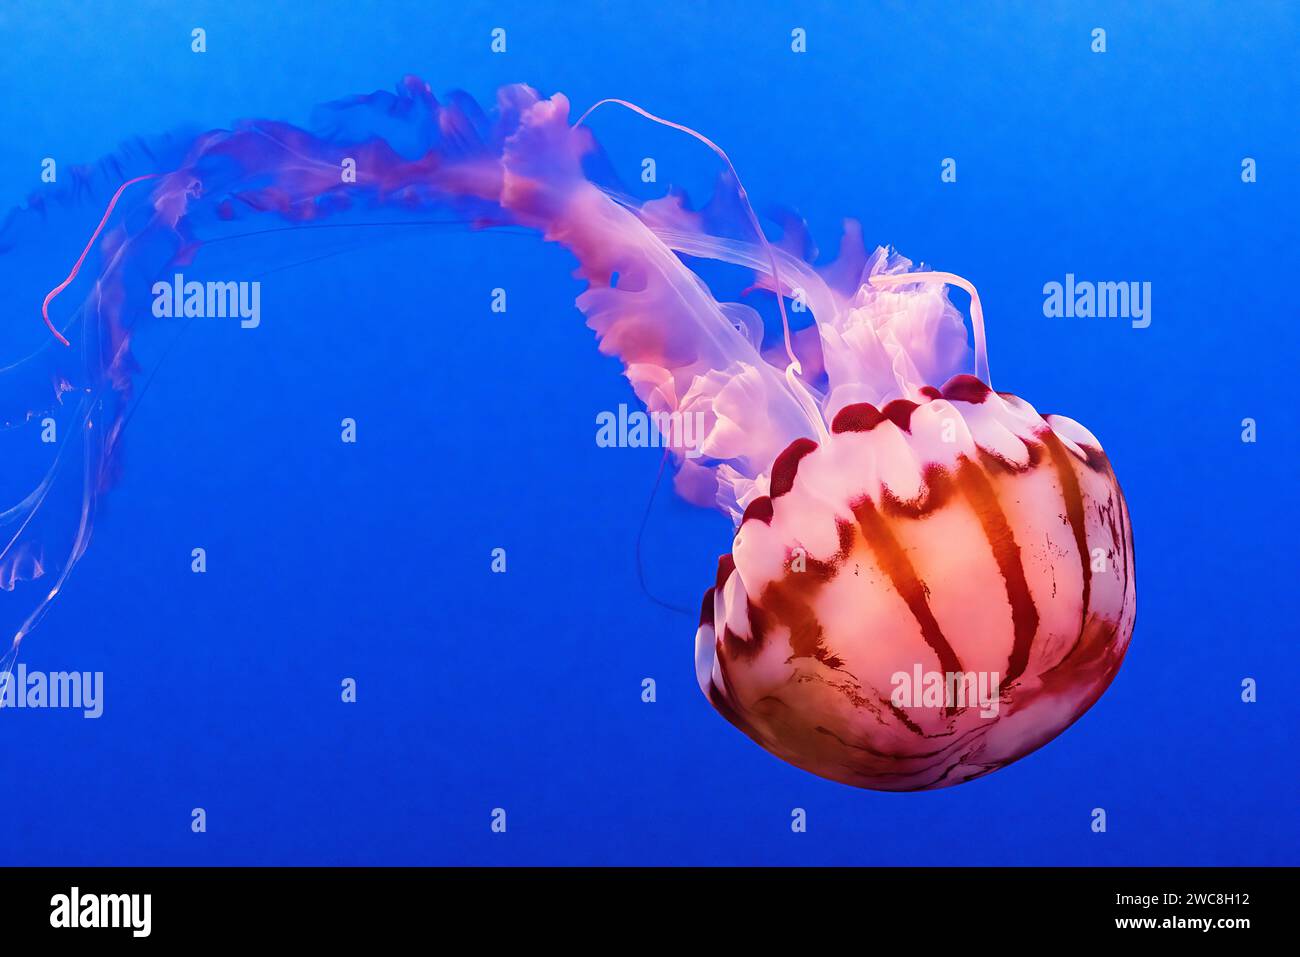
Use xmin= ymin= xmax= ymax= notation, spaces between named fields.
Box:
xmin=0 ymin=1 xmax=1295 ymax=865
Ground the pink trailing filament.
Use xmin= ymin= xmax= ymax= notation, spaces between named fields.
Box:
xmin=41 ymin=173 xmax=160 ymax=347
xmin=868 ymin=269 xmax=991 ymax=388
xmin=574 ymin=101 xmax=799 ymax=349
xmin=572 ymin=98 xmax=830 ymax=441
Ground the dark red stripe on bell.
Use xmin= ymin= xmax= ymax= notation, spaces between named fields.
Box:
xmin=851 ymin=497 xmax=965 ymax=684
xmin=887 ymin=699 xmax=927 ymax=735
xmin=802 ymin=519 xmax=857 ymax=582
xmin=769 ymin=438 xmax=818 ymax=498
xmin=831 ymin=402 xmax=884 ymax=433
xmin=722 ymin=624 xmax=762 ymax=660
xmin=918 ymin=385 xmax=943 ymax=400
xmin=957 ymin=457 xmax=1039 ymax=683
xmin=1042 ymin=430 xmax=1092 ymax=632
xmin=755 ymin=580 xmax=829 ymax=663
xmin=980 ymin=436 xmax=1047 ymax=476
xmin=1079 ymin=443 xmax=1111 ymax=474
xmin=717 ymin=598 xmax=769 ymax=660
xmin=1114 ymin=472 xmax=1133 ymax=603
xmin=940 ymin=374 xmax=991 ymax=404
xmin=881 ymin=399 xmax=919 ymax=431
xmin=745 ymin=598 xmax=768 ymax=647
xmin=715 ymin=553 xmax=736 ymax=592
xmin=741 ymin=495 xmax=774 ymax=525
xmin=880 ymin=464 xmax=955 ymax=519
xmin=699 ymin=586 xmax=716 ymax=628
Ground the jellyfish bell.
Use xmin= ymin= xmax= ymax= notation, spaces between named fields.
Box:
xmin=694 ymin=373 xmax=1135 ymax=791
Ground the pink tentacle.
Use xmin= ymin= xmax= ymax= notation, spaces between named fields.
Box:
xmin=41 ymin=173 xmax=160 ymax=347
xmin=573 ymin=98 xmax=829 ymax=441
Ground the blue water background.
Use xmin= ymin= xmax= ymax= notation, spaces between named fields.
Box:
xmin=0 ymin=1 xmax=1295 ymax=864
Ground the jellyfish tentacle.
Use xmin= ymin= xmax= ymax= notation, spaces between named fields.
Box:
xmin=573 ymin=98 xmax=829 ymax=443
xmin=6 ymin=80 xmax=1017 ymax=671
xmin=634 ymin=447 xmax=694 ymax=617
xmin=41 ymin=173 xmax=162 ymax=347
xmin=867 ymin=270 xmax=991 ymax=388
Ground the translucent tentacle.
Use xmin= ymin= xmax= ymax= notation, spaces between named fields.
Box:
xmin=867 ymin=270 xmax=991 ymax=388
xmin=573 ymin=98 xmax=829 ymax=443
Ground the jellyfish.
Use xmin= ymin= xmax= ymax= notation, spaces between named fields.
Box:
xmin=1 ymin=79 xmax=1134 ymax=789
